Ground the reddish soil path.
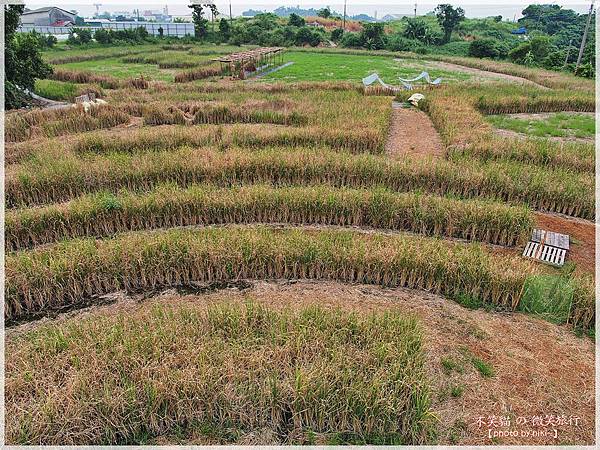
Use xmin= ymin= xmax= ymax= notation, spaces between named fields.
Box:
xmin=535 ymin=212 xmax=595 ymax=276
xmin=385 ymin=104 xmax=445 ymax=160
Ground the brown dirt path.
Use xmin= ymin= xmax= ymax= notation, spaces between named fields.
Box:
xmin=535 ymin=212 xmax=595 ymax=276
xmin=385 ymin=103 xmax=445 ymax=159
xmin=7 ymin=280 xmax=594 ymax=445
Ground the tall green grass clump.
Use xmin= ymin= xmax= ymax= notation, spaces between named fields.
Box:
xmin=521 ymin=268 xmax=595 ymax=332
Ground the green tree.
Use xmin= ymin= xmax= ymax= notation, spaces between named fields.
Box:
xmin=360 ymin=22 xmax=387 ymax=50
xmin=288 ymin=13 xmax=305 ymax=27
xmin=67 ymin=27 xmax=93 ymax=45
xmin=5 ymin=5 xmax=52 ymax=109
xmin=206 ymin=3 xmax=219 ymax=35
xmin=434 ymin=3 xmax=465 ymax=43
xmin=331 ymin=28 xmax=344 ymax=42
xmin=318 ymin=7 xmax=331 ymax=18
xmin=295 ymin=26 xmax=321 ymax=46
xmin=189 ymin=4 xmax=208 ymax=39
xmin=219 ymin=17 xmax=231 ymax=40
xmin=468 ymin=38 xmax=507 ymax=59
xmin=402 ymin=18 xmax=440 ymax=44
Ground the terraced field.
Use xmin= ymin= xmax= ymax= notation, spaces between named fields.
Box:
xmin=5 ymin=44 xmax=596 ymax=445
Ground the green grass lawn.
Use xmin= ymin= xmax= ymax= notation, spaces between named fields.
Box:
xmin=261 ymin=51 xmax=472 ymax=83
xmin=59 ymin=57 xmax=176 ymax=82
xmin=34 ymin=79 xmax=78 ymax=101
xmin=487 ymin=112 xmax=595 ymax=139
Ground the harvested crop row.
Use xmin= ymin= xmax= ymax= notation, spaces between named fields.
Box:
xmin=475 ymin=93 xmax=595 ymax=115
xmin=421 ymin=90 xmax=595 ymax=173
xmin=174 ymin=65 xmax=223 ymax=82
xmin=6 ymin=302 xmax=432 ymax=445
xmin=5 ymin=105 xmax=130 ymax=143
xmin=7 ymin=147 xmax=593 ymax=219
xmin=6 ymin=184 xmax=533 ymax=251
xmin=140 ymin=104 xmax=308 ymax=127
xmin=5 ymin=226 xmax=533 ymax=322
xmin=6 ymin=124 xmax=384 ymax=165
xmin=50 ymin=69 xmax=122 ymax=89
xmin=46 ymin=48 xmax=153 ymax=65
xmin=447 ymin=139 xmax=594 ymax=174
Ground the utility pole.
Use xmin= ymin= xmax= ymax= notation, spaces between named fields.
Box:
xmin=575 ymin=0 xmax=594 ymax=71
xmin=229 ymin=1 xmax=233 ymax=24
xmin=343 ymin=0 xmax=347 ymax=30
xmin=414 ymin=2 xmax=417 ymax=18
xmin=564 ymin=39 xmax=572 ymax=69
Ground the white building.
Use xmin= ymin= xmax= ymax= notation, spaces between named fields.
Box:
xmin=21 ymin=7 xmax=77 ymax=26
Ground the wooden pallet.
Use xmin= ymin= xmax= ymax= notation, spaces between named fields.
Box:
xmin=531 ymin=229 xmax=569 ymax=250
xmin=522 ymin=241 xmax=567 ymax=266
xmin=522 ymin=228 xmax=569 ymax=267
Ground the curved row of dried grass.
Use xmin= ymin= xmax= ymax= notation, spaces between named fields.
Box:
xmin=6 ymin=302 xmax=431 ymax=445
xmin=5 ymin=105 xmax=130 ymax=143
xmin=174 ymin=65 xmax=224 ymax=82
xmin=6 ymin=147 xmax=593 ymax=219
xmin=6 ymin=184 xmax=533 ymax=251
xmin=5 ymin=124 xmax=384 ymax=165
xmin=50 ymin=69 xmax=122 ymax=89
xmin=420 ymin=88 xmax=595 ymax=173
xmin=5 ymin=225 xmax=534 ymax=322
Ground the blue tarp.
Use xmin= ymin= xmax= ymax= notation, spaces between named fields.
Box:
xmin=511 ymin=26 xmax=527 ymax=35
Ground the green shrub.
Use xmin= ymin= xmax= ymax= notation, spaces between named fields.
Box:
xmin=468 ymin=38 xmax=507 ymax=59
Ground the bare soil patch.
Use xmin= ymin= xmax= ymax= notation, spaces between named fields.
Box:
xmin=8 ymin=280 xmax=594 ymax=445
xmin=493 ymin=127 xmax=594 ymax=144
xmin=430 ymin=61 xmax=549 ymax=89
xmin=535 ymin=212 xmax=595 ymax=276
xmin=385 ymin=104 xmax=445 ymax=159
xmin=504 ymin=112 xmax=595 ymax=120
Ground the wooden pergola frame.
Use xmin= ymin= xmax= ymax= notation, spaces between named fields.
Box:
xmin=215 ymin=47 xmax=285 ymax=79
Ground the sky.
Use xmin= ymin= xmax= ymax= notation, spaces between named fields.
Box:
xmin=24 ymin=1 xmax=593 ymax=19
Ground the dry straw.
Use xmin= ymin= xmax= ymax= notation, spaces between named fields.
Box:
xmin=7 ymin=147 xmax=594 ymax=219
xmin=6 ymin=184 xmax=533 ymax=250
xmin=51 ymin=69 xmax=122 ymax=89
xmin=5 ymin=226 xmax=534 ymax=322
xmin=5 ymin=302 xmax=432 ymax=444
xmin=5 ymin=105 xmax=130 ymax=143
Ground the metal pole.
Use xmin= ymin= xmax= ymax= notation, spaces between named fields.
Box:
xmin=343 ymin=0 xmax=347 ymax=30
xmin=414 ymin=2 xmax=417 ymax=18
xmin=575 ymin=0 xmax=594 ymax=71
xmin=229 ymin=1 xmax=233 ymax=24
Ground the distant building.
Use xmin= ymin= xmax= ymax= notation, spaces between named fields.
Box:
xmin=20 ymin=6 xmax=77 ymax=26
xmin=381 ymin=14 xmax=411 ymax=21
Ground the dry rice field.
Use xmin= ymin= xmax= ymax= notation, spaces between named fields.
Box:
xmin=4 ymin=45 xmax=596 ymax=445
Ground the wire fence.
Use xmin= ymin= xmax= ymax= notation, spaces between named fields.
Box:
xmin=18 ymin=22 xmax=195 ymax=37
